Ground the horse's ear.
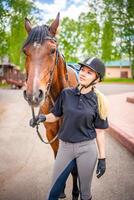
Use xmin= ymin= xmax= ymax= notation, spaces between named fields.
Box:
xmin=49 ymin=12 xmax=60 ymax=36
xmin=25 ymin=17 xmax=32 ymax=34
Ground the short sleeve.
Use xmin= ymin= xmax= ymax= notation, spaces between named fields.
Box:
xmin=50 ymin=91 xmax=64 ymax=117
xmin=94 ymin=112 xmax=109 ymax=129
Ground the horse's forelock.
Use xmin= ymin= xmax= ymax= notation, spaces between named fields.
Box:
xmin=23 ymin=25 xmax=51 ymax=48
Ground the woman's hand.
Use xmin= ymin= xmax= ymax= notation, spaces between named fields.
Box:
xmin=29 ymin=113 xmax=60 ymax=127
xmin=29 ymin=114 xmax=46 ymax=127
xmin=96 ymin=158 xmax=106 ymax=178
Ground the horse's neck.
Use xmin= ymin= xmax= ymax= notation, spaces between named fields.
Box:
xmin=50 ymin=54 xmax=68 ymax=101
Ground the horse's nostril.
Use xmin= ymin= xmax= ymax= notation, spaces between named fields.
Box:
xmin=23 ymin=90 xmax=33 ymax=102
xmin=39 ymin=89 xmax=44 ymax=99
xmin=23 ymin=90 xmax=28 ymax=101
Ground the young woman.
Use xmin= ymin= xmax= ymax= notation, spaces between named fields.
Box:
xmin=30 ymin=57 xmax=109 ymax=200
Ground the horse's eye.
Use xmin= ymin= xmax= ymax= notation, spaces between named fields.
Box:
xmin=23 ymin=48 xmax=27 ymax=55
xmin=50 ymin=48 xmax=55 ymax=54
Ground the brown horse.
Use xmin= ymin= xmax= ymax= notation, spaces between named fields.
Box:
xmin=23 ymin=13 xmax=79 ymax=200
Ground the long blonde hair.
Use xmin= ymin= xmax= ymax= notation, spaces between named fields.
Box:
xmin=94 ymin=88 xmax=109 ymax=120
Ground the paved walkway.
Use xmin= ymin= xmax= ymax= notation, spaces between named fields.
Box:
xmin=0 ymin=89 xmax=134 ymax=200
xmin=108 ymin=92 xmax=134 ymax=154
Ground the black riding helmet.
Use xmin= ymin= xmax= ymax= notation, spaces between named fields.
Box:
xmin=78 ymin=57 xmax=105 ymax=81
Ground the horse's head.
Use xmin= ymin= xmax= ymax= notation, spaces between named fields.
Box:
xmin=23 ymin=13 xmax=60 ymax=107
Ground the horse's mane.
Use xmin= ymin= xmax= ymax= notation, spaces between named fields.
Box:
xmin=23 ymin=25 xmax=52 ymax=48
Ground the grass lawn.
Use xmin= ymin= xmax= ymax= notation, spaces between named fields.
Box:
xmin=103 ymin=78 xmax=134 ymax=83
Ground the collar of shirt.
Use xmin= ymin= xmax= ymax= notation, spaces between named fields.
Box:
xmin=73 ymin=87 xmax=94 ymax=99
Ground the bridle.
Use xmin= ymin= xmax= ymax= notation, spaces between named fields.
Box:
xmin=27 ymin=36 xmax=60 ymax=144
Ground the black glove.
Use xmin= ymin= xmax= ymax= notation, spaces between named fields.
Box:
xmin=96 ymin=158 xmax=106 ymax=178
xmin=29 ymin=114 xmax=46 ymax=128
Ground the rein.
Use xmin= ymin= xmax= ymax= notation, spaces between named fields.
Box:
xmin=31 ymin=39 xmax=59 ymax=144
xmin=31 ymin=105 xmax=58 ymax=144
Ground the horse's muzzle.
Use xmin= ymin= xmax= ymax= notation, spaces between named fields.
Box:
xmin=23 ymin=89 xmax=44 ymax=107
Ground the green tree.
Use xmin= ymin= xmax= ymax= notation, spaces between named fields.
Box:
xmin=58 ymin=17 xmax=80 ymax=62
xmin=101 ymin=13 xmax=114 ymax=61
xmin=0 ymin=0 xmax=10 ymax=58
xmin=78 ymin=12 xmax=100 ymax=59
xmin=118 ymin=0 xmax=134 ymax=78
xmin=102 ymin=0 xmax=134 ymax=77
xmin=0 ymin=0 xmax=37 ymax=70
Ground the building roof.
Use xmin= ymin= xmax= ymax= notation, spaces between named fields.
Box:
xmin=105 ymin=60 xmax=131 ymax=68
xmin=0 ymin=63 xmax=17 ymax=68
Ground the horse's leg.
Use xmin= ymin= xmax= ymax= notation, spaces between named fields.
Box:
xmin=71 ymin=165 xmax=80 ymax=200
xmin=46 ymin=127 xmax=59 ymax=158
xmin=45 ymin=122 xmax=66 ymax=199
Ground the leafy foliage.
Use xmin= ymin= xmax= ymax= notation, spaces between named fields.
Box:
xmin=102 ymin=0 xmax=134 ymax=77
xmin=0 ymin=0 xmax=37 ymax=70
xmin=0 ymin=0 xmax=133 ymax=77
xmin=78 ymin=12 xmax=100 ymax=58
xmin=58 ymin=17 xmax=80 ymax=62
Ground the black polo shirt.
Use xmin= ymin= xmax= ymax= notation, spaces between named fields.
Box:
xmin=51 ymin=87 xmax=108 ymax=143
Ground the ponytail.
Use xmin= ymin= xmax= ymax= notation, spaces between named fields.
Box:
xmin=94 ymin=88 xmax=109 ymax=120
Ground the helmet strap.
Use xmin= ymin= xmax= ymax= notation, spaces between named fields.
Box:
xmin=78 ymin=78 xmax=97 ymax=93
xmin=83 ymin=77 xmax=98 ymax=89
xmin=78 ymin=76 xmax=99 ymax=93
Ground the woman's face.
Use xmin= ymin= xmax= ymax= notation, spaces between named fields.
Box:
xmin=78 ymin=65 xmax=97 ymax=86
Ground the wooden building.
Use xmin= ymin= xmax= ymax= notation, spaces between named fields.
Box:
xmin=0 ymin=63 xmax=25 ymax=88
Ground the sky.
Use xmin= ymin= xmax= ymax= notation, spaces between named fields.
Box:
xmin=34 ymin=0 xmax=89 ymax=23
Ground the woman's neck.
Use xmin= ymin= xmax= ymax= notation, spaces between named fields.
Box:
xmin=78 ymin=84 xmax=93 ymax=94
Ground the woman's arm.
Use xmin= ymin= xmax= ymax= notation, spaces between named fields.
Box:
xmin=45 ymin=113 xmax=60 ymax=123
xmin=96 ymin=129 xmax=106 ymax=159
